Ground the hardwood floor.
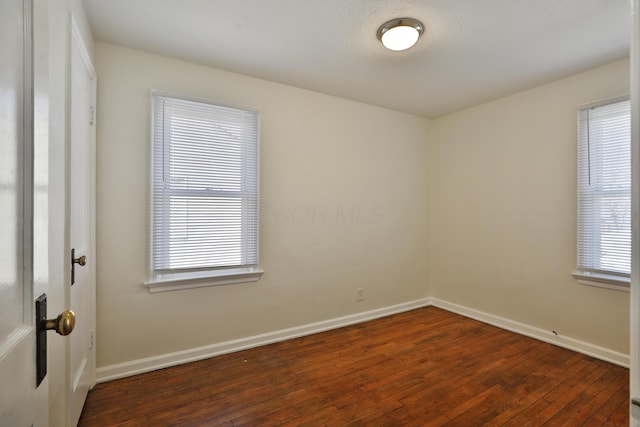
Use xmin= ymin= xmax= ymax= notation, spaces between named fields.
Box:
xmin=79 ymin=307 xmax=629 ymax=426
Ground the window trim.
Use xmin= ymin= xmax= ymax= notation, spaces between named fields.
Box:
xmin=574 ymin=95 xmax=630 ymax=291
xmin=146 ymin=90 xmax=262 ymax=292
xmin=571 ymin=271 xmax=630 ymax=292
xmin=143 ymin=267 xmax=264 ymax=293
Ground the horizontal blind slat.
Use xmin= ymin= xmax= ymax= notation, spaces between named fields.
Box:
xmin=577 ymin=99 xmax=631 ymax=276
xmin=151 ymin=94 xmax=259 ymax=272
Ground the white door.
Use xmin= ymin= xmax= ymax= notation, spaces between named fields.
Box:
xmin=631 ymin=0 xmax=640 ymax=423
xmin=0 ymin=0 xmax=47 ymax=425
xmin=68 ymin=21 xmax=97 ymax=426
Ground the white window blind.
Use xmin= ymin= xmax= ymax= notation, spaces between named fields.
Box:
xmin=577 ymin=99 xmax=631 ymax=282
xmin=151 ymin=94 xmax=259 ymax=279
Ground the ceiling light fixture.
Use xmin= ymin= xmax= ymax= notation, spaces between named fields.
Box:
xmin=377 ymin=18 xmax=424 ymax=51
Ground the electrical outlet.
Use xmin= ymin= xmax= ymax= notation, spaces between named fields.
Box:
xmin=357 ymin=288 xmax=364 ymax=301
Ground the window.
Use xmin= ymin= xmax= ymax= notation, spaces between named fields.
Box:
xmin=146 ymin=93 xmax=261 ymax=292
xmin=574 ymin=98 xmax=631 ymax=290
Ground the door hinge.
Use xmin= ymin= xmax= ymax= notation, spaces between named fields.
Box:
xmin=89 ymin=330 xmax=95 ymax=350
xmin=89 ymin=105 xmax=95 ymax=126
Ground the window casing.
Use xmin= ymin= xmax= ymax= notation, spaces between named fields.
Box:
xmin=146 ymin=93 xmax=261 ymax=292
xmin=574 ymin=98 xmax=631 ymax=290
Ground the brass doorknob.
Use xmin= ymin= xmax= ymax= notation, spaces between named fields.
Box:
xmin=73 ymin=255 xmax=87 ymax=266
xmin=43 ymin=310 xmax=76 ymax=336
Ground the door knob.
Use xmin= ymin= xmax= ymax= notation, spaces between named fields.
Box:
xmin=71 ymin=248 xmax=87 ymax=285
xmin=35 ymin=294 xmax=76 ymax=386
xmin=42 ymin=310 xmax=76 ymax=336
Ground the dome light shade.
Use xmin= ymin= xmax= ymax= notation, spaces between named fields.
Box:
xmin=377 ymin=18 xmax=424 ymax=51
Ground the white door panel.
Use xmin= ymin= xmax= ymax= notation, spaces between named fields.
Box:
xmin=0 ymin=0 xmax=44 ymax=425
xmin=69 ymin=20 xmax=97 ymax=426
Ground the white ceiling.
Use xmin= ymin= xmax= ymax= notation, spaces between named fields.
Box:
xmin=81 ymin=0 xmax=630 ymax=118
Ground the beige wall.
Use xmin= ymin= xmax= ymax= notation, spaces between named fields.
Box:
xmin=95 ymin=42 xmax=431 ymax=367
xmin=429 ymin=59 xmax=630 ymax=354
xmin=95 ymin=40 xmax=631 ymax=369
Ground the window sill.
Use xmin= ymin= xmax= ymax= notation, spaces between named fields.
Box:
xmin=143 ymin=268 xmax=264 ymax=293
xmin=572 ymin=271 xmax=629 ymax=292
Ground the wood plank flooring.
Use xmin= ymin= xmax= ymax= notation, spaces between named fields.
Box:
xmin=78 ymin=307 xmax=629 ymax=426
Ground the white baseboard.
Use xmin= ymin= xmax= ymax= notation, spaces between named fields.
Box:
xmin=97 ymin=296 xmax=629 ymax=383
xmin=430 ymin=298 xmax=629 ymax=368
xmin=96 ymin=298 xmax=432 ymax=383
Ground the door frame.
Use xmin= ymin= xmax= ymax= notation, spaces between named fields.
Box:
xmin=67 ymin=16 xmax=97 ymax=424
xmin=631 ymin=0 xmax=639 ymax=424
